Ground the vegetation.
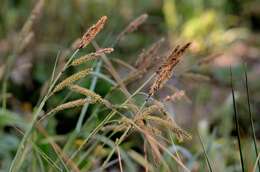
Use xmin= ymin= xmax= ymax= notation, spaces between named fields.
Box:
xmin=0 ymin=0 xmax=259 ymax=171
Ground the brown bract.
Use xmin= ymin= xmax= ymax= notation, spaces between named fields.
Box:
xmin=149 ymin=42 xmax=191 ymax=97
xmin=76 ymin=16 xmax=108 ymax=49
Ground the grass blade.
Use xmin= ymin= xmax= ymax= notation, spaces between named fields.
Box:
xmin=243 ymin=63 xmax=260 ymax=172
xmin=50 ymin=51 xmax=61 ymax=83
xmin=254 ymin=154 xmax=260 ymax=172
xmin=76 ymin=60 xmax=102 ymax=133
xmin=197 ymin=131 xmax=213 ymax=172
xmin=230 ymin=67 xmax=245 ymax=172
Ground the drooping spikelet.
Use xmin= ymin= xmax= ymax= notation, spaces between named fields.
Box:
xmin=121 ymin=70 xmax=145 ymax=85
xmin=39 ymin=99 xmax=90 ymax=122
xmin=52 ymin=68 xmax=92 ymax=94
xmin=141 ymin=104 xmax=162 ymax=117
xmin=71 ymin=48 xmax=114 ymax=66
xmin=148 ymin=42 xmax=191 ymax=97
xmin=117 ymin=38 xmax=164 ymax=87
xmin=135 ymin=38 xmax=165 ymax=70
xmin=145 ymin=115 xmax=192 ymax=142
xmin=116 ymin=14 xmax=148 ymax=42
xmin=164 ymin=90 xmax=186 ymax=102
xmin=17 ymin=0 xmax=44 ymax=53
xmin=69 ymin=85 xmax=112 ymax=108
xmin=20 ymin=0 xmax=44 ymax=38
xmin=76 ymin=16 xmax=108 ymax=49
xmin=143 ymin=127 xmax=162 ymax=163
xmin=18 ymin=32 xmax=34 ymax=53
xmin=123 ymin=14 xmax=148 ymax=34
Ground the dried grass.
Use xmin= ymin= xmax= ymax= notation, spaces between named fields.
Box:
xmin=38 ymin=99 xmax=91 ymax=122
xmin=116 ymin=14 xmax=148 ymax=42
xmin=149 ymin=42 xmax=191 ymax=97
xmin=76 ymin=16 xmax=108 ymax=49
xmin=69 ymin=84 xmax=112 ymax=108
xmin=71 ymin=48 xmax=113 ymax=66
xmin=164 ymin=90 xmax=186 ymax=102
xmin=52 ymin=68 xmax=92 ymax=94
xmin=135 ymin=38 xmax=165 ymax=70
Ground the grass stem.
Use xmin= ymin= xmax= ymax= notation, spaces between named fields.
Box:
xmin=230 ymin=67 xmax=245 ymax=172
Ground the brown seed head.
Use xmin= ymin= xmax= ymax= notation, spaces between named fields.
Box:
xmin=148 ymin=42 xmax=191 ymax=97
xmin=164 ymin=90 xmax=186 ymax=102
xmin=117 ymin=14 xmax=148 ymax=42
xmin=77 ymin=16 xmax=108 ymax=49
xmin=124 ymin=14 xmax=148 ymax=34
xmin=135 ymin=38 xmax=164 ymax=70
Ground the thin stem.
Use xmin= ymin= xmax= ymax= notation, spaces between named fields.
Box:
xmin=230 ymin=67 xmax=245 ymax=172
xmin=9 ymin=49 xmax=79 ymax=172
xmin=68 ymin=73 xmax=155 ymax=160
xmin=101 ymin=127 xmax=131 ymax=169
xmin=75 ymin=60 xmax=103 ymax=133
xmin=243 ymin=63 xmax=260 ymax=172
xmin=197 ymin=131 xmax=213 ymax=172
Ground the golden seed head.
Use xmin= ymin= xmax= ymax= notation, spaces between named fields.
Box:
xmin=71 ymin=48 xmax=114 ymax=66
xmin=52 ymin=68 xmax=92 ymax=94
xmin=77 ymin=16 xmax=108 ymax=49
xmin=142 ymin=105 xmax=161 ymax=117
xmin=69 ymin=85 xmax=112 ymax=108
xmin=51 ymin=99 xmax=89 ymax=113
xmin=69 ymin=85 xmax=101 ymax=102
xmin=39 ymin=98 xmax=90 ymax=122
xmin=95 ymin=47 xmax=114 ymax=55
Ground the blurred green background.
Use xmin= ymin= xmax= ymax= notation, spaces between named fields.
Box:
xmin=1 ymin=0 xmax=260 ymax=171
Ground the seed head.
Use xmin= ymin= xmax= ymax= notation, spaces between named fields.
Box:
xmin=116 ymin=14 xmax=148 ymax=42
xmin=76 ymin=16 xmax=108 ymax=49
xmin=135 ymin=38 xmax=164 ymax=70
xmin=38 ymin=99 xmax=90 ymax=122
xmin=69 ymin=85 xmax=112 ymax=108
xmin=52 ymin=68 xmax=92 ymax=94
xmin=71 ymin=48 xmax=113 ymax=66
xmin=148 ymin=42 xmax=191 ymax=97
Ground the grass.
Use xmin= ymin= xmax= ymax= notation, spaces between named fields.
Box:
xmin=197 ymin=131 xmax=213 ymax=172
xmin=1 ymin=0 xmax=260 ymax=171
xmin=230 ymin=67 xmax=245 ymax=172
xmin=8 ymin=14 xmax=191 ymax=171
xmin=243 ymin=64 xmax=260 ymax=172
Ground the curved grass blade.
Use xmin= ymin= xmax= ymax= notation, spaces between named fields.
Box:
xmin=230 ymin=67 xmax=245 ymax=172
xmin=197 ymin=131 xmax=213 ymax=172
xmin=243 ymin=63 xmax=260 ymax=172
